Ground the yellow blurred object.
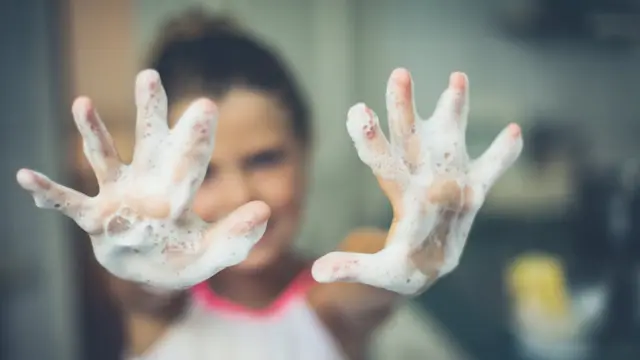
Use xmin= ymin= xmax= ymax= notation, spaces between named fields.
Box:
xmin=507 ymin=253 xmax=570 ymax=318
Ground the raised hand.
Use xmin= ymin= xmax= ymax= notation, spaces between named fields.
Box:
xmin=312 ymin=69 xmax=523 ymax=295
xmin=16 ymin=70 xmax=270 ymax=290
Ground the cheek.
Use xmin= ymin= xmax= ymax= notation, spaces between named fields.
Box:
xmin=191 ymin=186 xmax=220 ymax=221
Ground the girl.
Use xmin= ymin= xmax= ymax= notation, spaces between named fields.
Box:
xmin=16 ymin=11 xmax=523 ymax=360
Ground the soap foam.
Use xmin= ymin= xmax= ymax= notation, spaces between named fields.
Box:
xmin=17 ymin=70 xmax=269 ymax=291
xmin=313 ymin=69 xmax=523 ymax=295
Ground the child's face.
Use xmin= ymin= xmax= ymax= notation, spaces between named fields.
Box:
xmin=170 ymin=89 xmax=308 ymax=272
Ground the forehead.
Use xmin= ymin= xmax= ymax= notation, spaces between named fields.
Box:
xmin=170 ymin=89 xmax=294 ymax=156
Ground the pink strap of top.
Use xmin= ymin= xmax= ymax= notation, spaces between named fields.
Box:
xmin=191 ymin=269 xmax=316 ymax=319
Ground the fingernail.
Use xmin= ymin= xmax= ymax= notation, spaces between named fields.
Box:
xmin=449 ymin=72 xmax=466 ymax=90
xmin=507 ymin=123 xmax=521 ymax=138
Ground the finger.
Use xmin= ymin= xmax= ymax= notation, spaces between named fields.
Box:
xmin=71 ymin=97 xmax=122 ymax=184
xmin=167 ymin=98 xmax=219 ymax=218
xmin=386 ymin=68 xmax=417 ymax=142
xmin=131 ymin=70 xmax=170 ymax=172
xmin=16 ymin=168 xmax=94 ymax=229
xmin=201 ymin=200 xmax=271 ymax=268
xmin=470 ymin=123 xmax=523 ymax=191
xmin=385 ymin=68 xmax=422 ymax=169
xmin=347 ymin=103 xmax=406 ymax=181
xmin=432 ymin=72 xmax=470 ymax=129
xmin=312 ymin=248 xmax=427 ymax=295
xmin=135 ymin=69 xmax=169 ymax=138
xmin=312 ymin=251 xmax=378 ymax=283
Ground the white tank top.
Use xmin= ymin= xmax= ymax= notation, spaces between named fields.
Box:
xmin=129 ymin=270 xmax=347 ymax=360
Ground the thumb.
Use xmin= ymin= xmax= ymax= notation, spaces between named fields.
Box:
xmin=312 ymin=247 xmax=430 ymax=295
xmin=312 ymin=251 xmax=382 ymax=284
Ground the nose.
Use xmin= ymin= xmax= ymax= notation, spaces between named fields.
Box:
xmin=216 ymin=170 xmax=253 ymax=215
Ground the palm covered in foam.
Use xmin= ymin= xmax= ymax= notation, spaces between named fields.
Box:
xmin=311 ymin=69 xmax=523 ymax=295
xmin=16 ymin=70 xmax=270 ymax=290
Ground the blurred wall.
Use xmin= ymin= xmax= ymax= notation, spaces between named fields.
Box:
xmin=134 ymin=0 xmax=640 ymax=239
xmin=0 ymin=1 xmax=78 ymax=359
xmin=58 ymin=0 xmax=640 ymax=275
xmin=3 ymin=1 xmax=638 ymax=359
xmin=352 ymin=0 xmax=640 ymax=217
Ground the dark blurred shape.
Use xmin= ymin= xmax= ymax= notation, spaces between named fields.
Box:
xmin=70 ymin=168 xmax=124 ymax=360
xmin=592 ymin=160 xmax=640 ymax=346
xmin=526 ymin=118 xmax=586 ymax=171
xmin=72 ymin=226 xmax=124 ymax=360
xmin=497 ymin=0 xmax=640 ymax=46
xmin=0 ymin=0 xmax=77 ymax=359
xmin=561 ymin=156 xmax=640 ymax=359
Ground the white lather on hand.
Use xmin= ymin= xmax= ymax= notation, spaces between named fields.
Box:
xmin=311 ymin=69 xmax=523 ymax=295
xmin=17 ymin=70 xmax=271 ymax=291
xmin=16 ymin=68 xmax=522 ymax=296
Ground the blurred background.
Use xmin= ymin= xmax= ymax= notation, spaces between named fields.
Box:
xmin=2 ymin=0 xmax=640 ymax=359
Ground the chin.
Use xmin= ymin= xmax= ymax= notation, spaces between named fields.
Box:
xmin=231 ymin=248 xmax=282 ymax=273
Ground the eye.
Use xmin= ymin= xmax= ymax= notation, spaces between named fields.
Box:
xmin=244 ymin=149 xmax=286 ymax=170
